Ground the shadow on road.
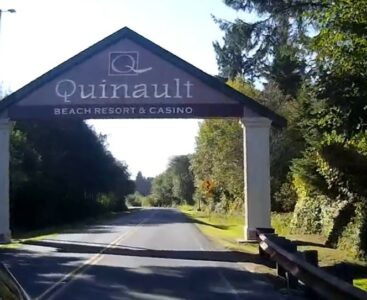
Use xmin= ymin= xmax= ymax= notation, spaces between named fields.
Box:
xmin=0 ymin=247 xmax=289 ymax=300
xmin=21 ymin=239 xmax=273 ymax=267
xmin=43 ymin=208 xmax=231 ymax=235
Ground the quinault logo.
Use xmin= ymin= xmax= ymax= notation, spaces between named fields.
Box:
xmin=108 ymin=51 xmax=152 ymax=76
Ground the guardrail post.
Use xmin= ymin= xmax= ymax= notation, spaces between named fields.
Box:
xmin=301 ymin=250 xmax=319 ymax=298
xmin=275 ymin=238 xmax=297 ymax=278
xmin=302 ymin=250 xmax=318 ymax=267
xmin=284 ymin=240 xmax=298 ymax=289
xmin=286 ymin=272 xmax=298 ymax=290
xmin=332 ymin=263 xmax=353 ymax=284
xmin=256 ymin=229 xmax=275 ymax=259
xmin=272 ymin=237 xmax=299 ymax=290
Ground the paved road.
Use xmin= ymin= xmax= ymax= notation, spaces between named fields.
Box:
xmin=0 ymin=208 xmax=294 ymax=300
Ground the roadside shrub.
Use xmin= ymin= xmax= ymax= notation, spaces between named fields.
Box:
xmin=125 ymin=192 xmax=143 ymax=207
xmin=273 ymin=176 xmax=297 ymax=212
xmin=141 ymin=196 xmax=154 ymax=207
xmin=271 ymin=213 xmax=293 ymax=236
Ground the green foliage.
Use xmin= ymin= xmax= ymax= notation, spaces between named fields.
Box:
xmin=215 ymin=1 xmax=367 ymax=257
xmin=291 ymin=141 xmax=367 ymax=256
xmin=191 ymin=78 xmax=305 ymax=214
xmin=141 ymin=196 xmax=154 ymax=207
xmin=168 ymin=155 xmax=195 ymax=204
xmin=189 ymin=77 xmax=258 ymax=214
xmin=273 ymin=176 xmax=297 ymax=212
xmin=9 ymin=120 xmax=134 ymax=229
xmin=271 ymin=212 xmax=293 ymax=236
xmin=150 ymin=172 xmax=178 ymax=206
xmin=226 ymin=77 xmax=260 ymax=100
xmin=213 ymin=0 xmax=316 ymax=96
xmin=191 ymin=118 xmax=243 ymax=213
xmin=289 ymin=0 xmax=367 ymax=256
xmin=135 ymin=171 xmax=153 ymax=196
xmin=126 ymin=192 xmax=144 ymax=207
xmin=149 ymin=155 xmax=194 ymax=207
xmin=125 ymin=192 xmax=155 ymax=207
xmin=262 ymin=82 xmax=306 ymax=210
xmin=312 ymin=0 xmax=367 ymax=78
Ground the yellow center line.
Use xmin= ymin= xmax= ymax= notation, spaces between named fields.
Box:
xmin=35 ymin=210 xmax=156 ymax=300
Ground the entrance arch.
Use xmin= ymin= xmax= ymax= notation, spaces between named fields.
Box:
xmin=0 ymin=27 xmax=285 ymax=242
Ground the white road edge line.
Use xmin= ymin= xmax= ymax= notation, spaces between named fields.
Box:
xmin=190 ymin=223 xmax=241 ymax=300
xmin=217 ymin=269 xmax=241 ymax=300
xmin=35 ymin=210 xmax=157 ymax=300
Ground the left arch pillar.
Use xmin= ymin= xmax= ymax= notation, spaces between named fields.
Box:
xmin=0 ymin=119 xmax=11 ymax=243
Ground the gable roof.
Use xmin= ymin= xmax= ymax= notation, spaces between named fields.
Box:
xmin=0 ymin=26 xmax=286 ymax=127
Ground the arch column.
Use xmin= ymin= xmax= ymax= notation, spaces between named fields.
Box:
xmin=241 ymin=117 xmax=272 ymax=240
xmin=0 ymin=119 xmax=11 ymax=243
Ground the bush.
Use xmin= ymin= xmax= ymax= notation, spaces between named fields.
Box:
xmin=271 ymin=213 xmax=293 ymax=236
xmin=273 ymin=176 xmax=297 ymax=212
xmin=125 ymin=192 xmax=143 ymax=207
xmin=141 ymin=196 xmax=154 ymax=207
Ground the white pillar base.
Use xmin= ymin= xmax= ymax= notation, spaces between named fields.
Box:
xmin=242 ymin=117 xmax=272 ymax=241
xmin=244 ymin=226 xmax=258 ymax=241
xmin=0 ymin=232 xmax=11 ymax=244
xmin=0 ymin=119 xmax=11 ymax=244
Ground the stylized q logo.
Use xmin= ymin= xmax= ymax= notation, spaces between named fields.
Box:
xmin=108 ymin=51 xmax=152 ymax=76
xmin=111 ymin=53 xmax=136 ymax=74
xmin=55 ymin=79 xmax=76 ymax=103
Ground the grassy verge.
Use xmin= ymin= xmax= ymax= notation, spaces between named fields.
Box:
xmin=179 ymin=205 xmax=258 ymax=254
xmin=179 ymin=205 xmax=367 ymax=292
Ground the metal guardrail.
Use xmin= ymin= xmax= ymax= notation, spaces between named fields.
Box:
xmin=0 ymin=263 xmax=30 ymax=300
xmin=256 ymin=230 xmax=367 ymax=300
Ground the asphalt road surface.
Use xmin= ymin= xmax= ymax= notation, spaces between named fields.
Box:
xmin=0 ymin=208 xmax=296 ymax=300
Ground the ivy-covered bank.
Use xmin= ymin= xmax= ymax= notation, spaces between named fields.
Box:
xmin=292 ymin=183 xmax=367 ymax=258
xmin=291 ymin=142 xmax=367 ymax=258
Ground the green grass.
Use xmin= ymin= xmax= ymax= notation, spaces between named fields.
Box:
xmin=179 ymin=205 xmax=367 ymax=292
xmin=179 ymin=205 xmax=257 ymax=254
xmin=354 ymin=279 xmax=367 ymax=291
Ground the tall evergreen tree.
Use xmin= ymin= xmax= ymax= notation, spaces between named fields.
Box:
xmin=213 ymin=0 xmax=320 ymax=96
xmin=135 ymin=171 xmax=152 ymax=196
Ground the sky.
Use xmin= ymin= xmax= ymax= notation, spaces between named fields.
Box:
xmin=0 ymin=0 xmax=252 ymax=178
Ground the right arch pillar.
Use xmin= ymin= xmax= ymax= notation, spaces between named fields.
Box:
xmin=241 ymin=117 xmax=272 ymax=240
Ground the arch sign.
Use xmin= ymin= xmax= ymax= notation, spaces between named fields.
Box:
xmin=0 ymin=27 xmax=285 ymax=243
xmin=0 ymin=27 xmax=284 ymax=124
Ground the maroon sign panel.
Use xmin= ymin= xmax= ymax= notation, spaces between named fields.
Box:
xmin=6 ymin=29 xmax=246 ymax=120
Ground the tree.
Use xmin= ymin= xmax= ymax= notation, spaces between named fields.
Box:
xmin=150 ymin=172 xmax=177 ymax=207
xmin=310 ymin=0 xmax=367 ymax=138
xmin=213 ymin=0 xmax=367 ymax=256
xmin=135 ymin=171 xmax=153 ymax=196
xmin=149 ymin=155 xmax=195 ymax=206
xmin=290 ymin=0 xmax=367 ymax=251
xmin=168 ymin=155 xmax=195 ymax=204
xmin=10 ymin=120 xmax=134 ymax=229
xmin=213 ymin=0 xmax=318 ymax=96
xmin=212 ymin=1 xmax=316 ymax=212
xmin=191 ymin=118 xmax=243 ymax=212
